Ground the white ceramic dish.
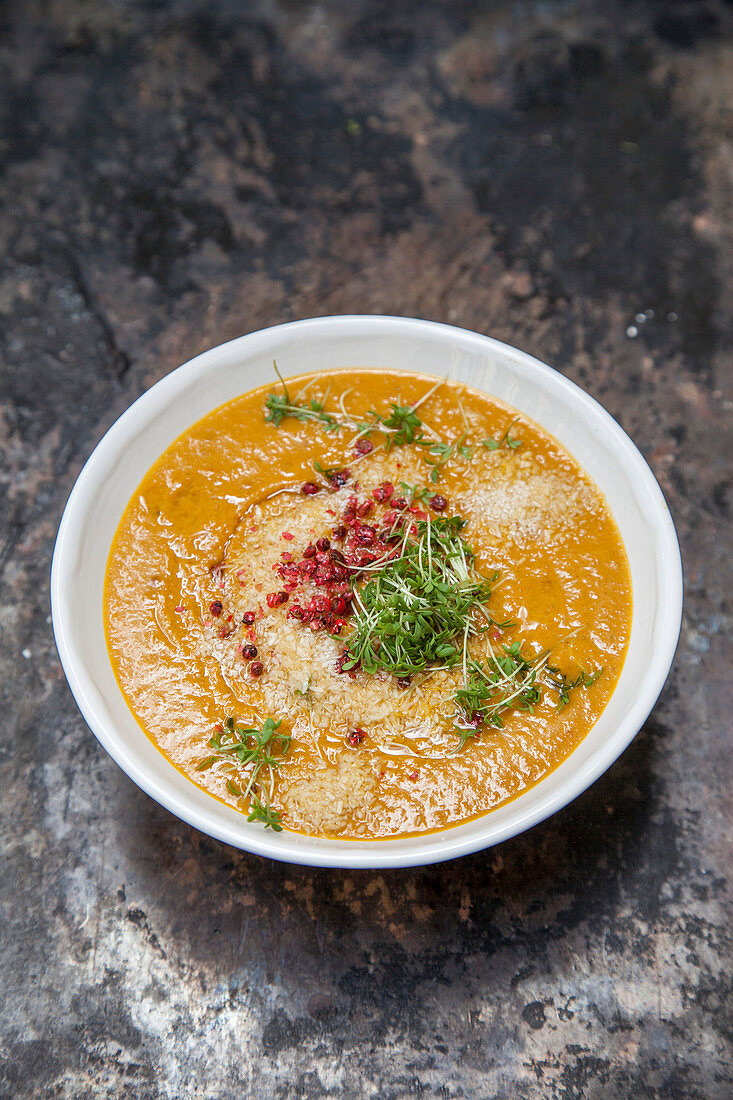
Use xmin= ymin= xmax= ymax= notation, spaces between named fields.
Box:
xmin=51 ymin=316 xmax=682 ymax=868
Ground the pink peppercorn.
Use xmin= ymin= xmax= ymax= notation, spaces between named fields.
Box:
xmin=266 ymin=591 xmax=289 ymax=608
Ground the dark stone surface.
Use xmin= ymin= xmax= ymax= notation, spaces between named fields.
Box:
xmin=1 ymin=1 xmax=731 ymax=1096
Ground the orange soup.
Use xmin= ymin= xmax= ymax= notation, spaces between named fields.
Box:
xmin=105 ymin=370 xmax=631 ymax=838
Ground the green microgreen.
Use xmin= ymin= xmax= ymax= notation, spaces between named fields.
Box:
xmin=197 ymin=716 xmax=290 ymax=829
xmin=399 ymin=483 xmax=432 ymax=505
xmin=483 ymin=418 xmax=522 ymax=451
xmin=423 ymin=433 xmax=473 ymax=482
xmin=339 ymin=499 xmax=602 ymax=749
xmin=264 ymin=367 xmax=453 ymax=466
xmin=313 ymin=459 xmax=344 ymax=481
xmin=454 ymin=643 xmax=546 ymax=748
xmin=545 ymin=666 xmax=603 ymax=710
xmin=265 ymin=361 xmax=341 ymax=431
xmin=247 ymin=797 xmax=284 ymax=831
xmin=265 ymin=392 xmax=340 ymax=431
xmin=264 ymin=365 xmax=523 ymax=490
xmin=343 ymin=515 xmax=492 ymax=677
xmin=264 ymin=367 xmax=520 ymax=483
xmin=369 ymin=403 xmax=425 ymax=450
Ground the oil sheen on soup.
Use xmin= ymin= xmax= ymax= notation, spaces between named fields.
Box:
xmin=105 ymin=370 xmax=632 ymax=839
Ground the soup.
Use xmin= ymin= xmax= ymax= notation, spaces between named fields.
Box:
xmin=104 ymin=369 xmax=631 ymax=838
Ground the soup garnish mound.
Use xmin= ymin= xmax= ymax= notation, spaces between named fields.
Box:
xmin=105 ymin=368 xmax=631 ymax=839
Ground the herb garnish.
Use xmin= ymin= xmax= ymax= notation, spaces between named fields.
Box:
xmin=196 ymin=716 xmax=290 ymax=830
xmin=483 ymin=417 xmax=522 ymax=451
xmin=265 ymin=391 xmax=340 ymax=431
xmin=400 ymin=483 xmax=432 ymax=505
xmin=454 ymin=645 xmax=545 ymax=747
xmin=265 ymin=364 xmax=340 ymax=431
xmin=341 ymin=511 xmax=539 ymax=734
xmin=423 ymin=433 xmax=473 ymax=483
xmin=545 ymin=666 xmax=603 ymax=710
xmin=369 ymin=403 xmax=425 ymax=449
xmin=264 ymin=367 xmax=522 ymax=483
xmin=313 ymin=459 xmax=343 ymax=480
xmin=344 ymin=515 xmax=494 ymax=677
xmin=247 ymin=797 xmax=286 ymax=829
xmin=337 ymin=503 xmax=599 ymax=743
xmin=423 ymin=422 xmax=522 ymax=481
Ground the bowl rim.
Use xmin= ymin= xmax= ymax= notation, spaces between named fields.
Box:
xmin=51 ymin=315 xmax=683 ymax=867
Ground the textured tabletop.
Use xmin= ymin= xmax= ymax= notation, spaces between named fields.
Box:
xmin=1 ymin=2 xmax=731 ymax=1097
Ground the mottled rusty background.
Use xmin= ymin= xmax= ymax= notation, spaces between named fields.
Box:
xmin=1 ymin=1 xmax=731 ymax=1097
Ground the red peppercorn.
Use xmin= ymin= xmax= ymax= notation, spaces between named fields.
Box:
xmin=347 ymin=728 xmax=365 ymax=747
xmin=301 ymin=482 xmax=321 ymax=495
xmin=430 ymin=494 xmax=448 ymax=512
xmin=250 ymin=661 xmax=264 ymax=677
xmin=392 ymin=497 xmax=407 ymax=510
xmin=303 ymin=544 xmax=316 ymax=559
xmin=266 ymin=590 xmax=289 ymax=608
xmin=287 ymin=605 xmax=304 ymax=620
xmin=209 ymin=600 xmax=223 ymax=617
xmin=316 ymin=536 xmax=330 ymax=552
xmin=335 ymin=650 xmax=359 ymax=677
xmin=328 ymin=469 xmax=350 ymax=488
xmin=355 ymin=526 xmax=376 ymax=546
xmin=242 ymin=611 xmax=256 ymax=626
xmin=372 ymin=481 xmax=394 ymax=502
xmin=354 ymin=438 xmax=373 ymax=455
xmin=242 ymin=644 xmax=258 ymax=661
xmin=356 ymin=500 xmax=373 ymax=517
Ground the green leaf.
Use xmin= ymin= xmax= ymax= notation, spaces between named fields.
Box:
xmin=195 ymin=755 xmax=217 ymax=772
xmin=197 ymin=715 xmax=290 ymax=828
xmin=247 ymin=798 xmax=284 ymax=831
xmin=482 ymin=418 xmax=522 ymax=452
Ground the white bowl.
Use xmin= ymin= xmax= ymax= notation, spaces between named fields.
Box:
xmin=51 ymin=316 xmax=682 ymax=868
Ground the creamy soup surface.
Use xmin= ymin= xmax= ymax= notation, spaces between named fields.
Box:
xmin=105 ymin=369 xmax=632 ymax=839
